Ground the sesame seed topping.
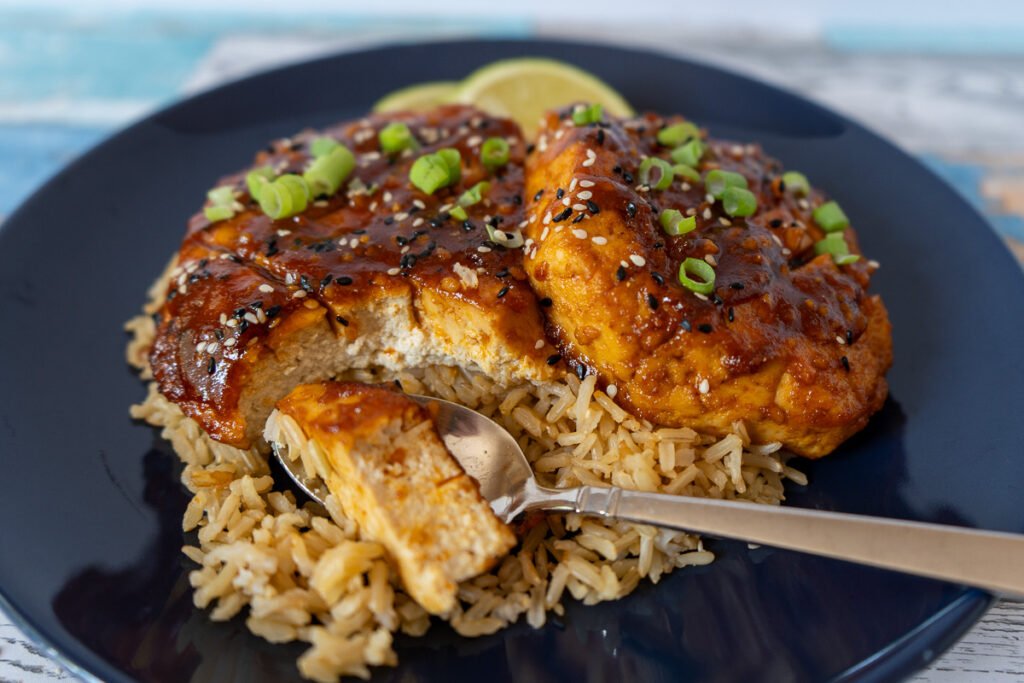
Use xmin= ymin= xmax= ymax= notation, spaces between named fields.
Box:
xmin=394 ymin=212 xmax=409 ymax=222
xmin=569 ymin=178 xmax=578 ymax=192
xmin=387 ymin=267 xmax=400 ymax=276
xmin=704 ymin=254 xmax=717 ymax=266
xmin=582 ymin=158 xmax=595 ymax=168
xmin=477 ymin=246 xmax=492 ymax=253
xmin=258 ymin=284 xmax=274 ymax=293
xmin=592 ymin=236 xmax=608 ymax=245
xmin=703 ymin=208 xmax=712 ymax=220
xmin=698 ymin=379 xmax=710 ymax=394
xmin=292 ymin=290 xmax=307 ymax=299
xmin=579 ymin=179 xmax=595 ymax=188
xmin=540 ymin=227 xmax=550 ymax=241
xmin=412 ymin=217 xmax=424 ymax=228
xmin=836 ymin=335 xmax=847 ymax=345
xmin=629 ymin=254 xmax=646 ymax=267
xmin=546 ymin=354 xmax=562 ymax=366
xmin=535 ymin=339 xmax=545 ymax=349
xmin=543 ymin=211 xmax=552 ymax=225
xmin=572 ymin=229 xmax=588 ymax=239
xmin=206 ymin=342 xmax=219 ymax=354
xmin=226 ymin=319 xmax=238 ymax=328
xmin=195 ymin=341 xmax=206 ymax=353
xmin=841 ymin=356 xmax=851 ymax=372
xmin=719 ymin=218 xmax=732 ymax=227
xmin=572 ymin=203 xmax=587 ymax=211
xmin=606 ymin=384 xmax=618 ymax=398
xmin=244 ymin=312 xmax=259 ymax=324
xmin=562 ymin=197 xmax=571 ymax=206
xmin=224 ymin=338 xmax=237 ymax=348
xmin=577 ymin=190 xmax=593 ymax=200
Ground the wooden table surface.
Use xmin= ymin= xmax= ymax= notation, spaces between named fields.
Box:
xmin=0 ymin=8 xmax=1022 ymax=682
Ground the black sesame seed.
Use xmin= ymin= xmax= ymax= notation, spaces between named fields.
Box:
xmin=400 ymin=254 xmax=417 ymax=269
xmin=596 ymin=129 xmax=605 ymax=146
xmin=353 ymin=229 xmax=367 ymax=235
xmin=512 ymin=194 xmax=523 ymax=206
xmin=626 ymin=202 xmax=637 ymax=218
xmin=300 ymin=275 xmax=312 ymax=292
xmin=166 ymin=290 xmax=177 ymax=301
xmin=769 ymin=219 xmax=783 ymax=228
xmin=575 ymin=364 xmax=587 ymax=381
xmin=526 ymin=144 xmax=536 ymax=154
xmin=497 ymin=286 xmax=510 ymax=298
xmin=429 ymin=218 xmax=443 ymax=228
xmin=384 ymin=216 xmax=394 ymax=225
xmin=207 ymin=357 xmax=216 ymax=375
xmin=698 ymin=323 xmax=713 ymax=334
xmin=462 ymin=220 xmax=475 ymax=232
xmin=239 ymin=320 xmax=249 ymax=333
xmin=652 ymin=272 xmax=665 ymax=285
xmin=320 ymin=275 xmax=333 ymax=288
xmin=496 ymin=267 xmax=509 ymax=278
xmin=841 ymin=356 xmax=851 ymax=372
xmin=266 ymin=305 xmax=281 ymax=319
xmin=846 ymin=329 xmax=854 ymax=345
xmin=730 ymin=282 xmax=745 ymax=290
xmin=394 ymin=379 xmax=402 ymax=388
xmin=266 ymin=241 xmax=279 ymax=257
xmin=540 ymin=297 xmax=553 ymax=307
xmin=534 ymin=189 xmax=544 ymax=201
xmin=214 ymin=328 xmax=224 ymax=340
xmin=586 ymin=200 xmax=600 ymax=215
xmin=711 ymin=293 xmax=724 ymax=306
xmin=680 ymin=319 xmax=692 ymax=332
xmin=623 ymin=172 xmax=634 ymax=184
xmin=616 ymin=265 xmax=627 ymax=281
xmin=249 ymin=301 xmax=263 ymax=309
xmin=653 ymin=241 xmax=664 ymax=249
xmin=198 ymin=258 xmax=208 ymax=268
xmin=336 ymin=276 xmax=353 ymax=286
xmin=396 ymin=235 xmax=408 ymax=246
xmin=553 ymin=207 xmax=572 ymax=222
xmin=546 ymin=354 xmax=562 ymax=366
xmin=612 ymin=165 xmax=622 ymax=174
xmin=234 ymin=308 xmax=247 ymax=318
xmin=647 ymin=293 xmax=659 ymax=310
xmin=556 ymin=188 xmax=565 ymax=199
xmin=728 ymin=307 xmax=735 ymax=322
xmin=778 ymin=179 xmax=787 ymax=192
xmin=572 ymin=213 xmax=586 ymax=224
xmin=408 ymin=205 xmax=421 ymax=215
xmin=335 ymin=315 xmax=349 ymax=327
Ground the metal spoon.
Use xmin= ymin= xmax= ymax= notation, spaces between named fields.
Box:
xmin=273 ymin=394 xmax=1024 ymax=598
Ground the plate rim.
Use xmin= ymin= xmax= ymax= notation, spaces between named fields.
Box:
xmin=0 ymin=36 xmax=1011 ymax=683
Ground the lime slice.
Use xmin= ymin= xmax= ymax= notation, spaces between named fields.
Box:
xmin=451 ymin=58 xmax=634 ymax=138
xmin=373 ymin=81 xmax=459 ymax=113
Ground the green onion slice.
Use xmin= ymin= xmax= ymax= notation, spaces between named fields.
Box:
xmin=704 ymin=169 xmax=747 ymax=199
xmin=458 ymin=181 xmax=490 ymax=207
xmin=437 ymin=147 xmax=462 ymax=183
xmin=670 ymin=139 xmax=705 ymax=168
xmin=410 ymin=153 xmax=455 ymax=195
xmin=204 ymin=205 xmax=235 ymax=222
xmin=782 ymin=171 xmax=810 ymax=196
xmin=672 ymin=164 xmax=701 ymax=183
xmin=480 ymin=137 xmax=510 ymax=170
xmin=259 ymin=174 xmax=309 ymax=219
xmin=659 ymin=209 xmax=697 ymax=236
xmin=813 ymin=200 xmax=849 ymax=233
xmin=657 ymin=122 xmax=700 ymax=147
xmin=303 ymin=145 xmax=356 ymax=197
xmin=571 ymin=103 xmax=603 ymax=126
xmin=638 ymin=157 xmax=673 ymax=190
xmin=813 ymin=233 xmax=860 ymax=264
xmin=246 ymin=167 xmax=276 ymax=201
xmin=379 ymin=122 xmax=417 ymax=155
xmin=310 ymin=137 xmax=341 ymax=158
xmin=450 ymin=205 xmax=468 ymax=221
xmin=486 ymin=224 xmax=525 ymax=248
xmin=678 ymin=257 xmax=716 ymax=295
xmin=722 ymin=186 xmax=758 ymax=217
xmin=207 ymin=186 xmax=236 ymax=207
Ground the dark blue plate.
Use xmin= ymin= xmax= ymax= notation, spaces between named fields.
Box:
xmin=0 ymin=40 xmax=1021 ymax=683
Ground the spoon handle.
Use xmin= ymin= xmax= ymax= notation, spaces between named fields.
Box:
xmin=542 ymin=484 xmax=1024 ymax=597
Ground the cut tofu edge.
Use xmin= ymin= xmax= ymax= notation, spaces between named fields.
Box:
xmin=264 ymin=382 xmax=517 ymax=615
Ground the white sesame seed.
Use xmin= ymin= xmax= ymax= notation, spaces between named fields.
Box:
xmin=383 ymin=191 xmax=393 ymax=203
xmin=554 ymin=129 xmax=565 ymax=140
xmin=412 ymin=217 xmax=424 ymax=228
xmin=195 ymin=341 xmax=207 ymax=353
xmin=582 ymin=158 xmax=595 ymax=168
xmin=681 ymin=182 xmax=692 ymax=191
xmin=529 ymin=215 xmax=537 ymax=224
xmin=577 ymin=190 xmax=593 ymax=200
xmin=206 ymin=342 xmax=219 ymax=354
xmin=694 ymin=292 xmax=709 ymax=301
xmin=313 ymin=200 xmax=328 ymax=208
xmin=703 ymin=208 xmax=712 ymax=220
xmin=394 ymin=212 xmax=409 ymax=222
xmin=439 ymin=203 xmax=453 ymax=212
xmin=771 ymin=234 xmax=784 ymax=247
xmin=219 ymin=313 xmax=227 ymax=325
xmin=387 ymin=267 xmax=400 ymax=276
xmin=562 ymin=197 xmax=571 ymax=206
xmin=572 ymin=229 xmax=588 ymax=239
xmin=276 ymin=229 xmax=292 ymax=237
xmin=519 ymin=220 xmax=529 ymax=228
xmin=226 ymin=319 xmax=238 ymax=328
xmin=467 ymin=135 xmax=482 ymax=147
xmin=569 ymin=178 xmax=578 ymax=192
xmin=573 ymin=203 xmax=587 ymax=211
xmin=586 ymin=149 xmax=596 ymax=159
xmin=730 ymin=144 xmax=744 ymax=157
xmin=244 ymin=312 xmax=259 ymax=324
xmin=719 ymin=218 xmax=732 ymax=227
xmin=705 ymin=254 xmax=717 ymax=266
xmin=579 ymin=179 xmax=595 ymax=188
xmin=698 ymin=379 xmax=710 ymax=394
xmin=636 ymin=184 xmax=649 ymax=193
xmin=540 ymin=227 xmax=550 ymax=241
xmin=606 ymin=384 xmax=618 ymax=398
xmin=258 ymin=284 xmax=274 ymax=293
xmin=620 ymin=260 xmax=629 ymax=268
xmin=798 ymin=198 xmax=810 ymax=210
xmin=400 ymin=246 xmax=410 ymax=254
xmin=224 ymin=338 xmax=236 ymax=348
xmin=686 ymin=207 xmax=697 ymax=216
xmin=177 ymin=284 xmax=186 ymax=295
xmin=534 ymin=339 xmax=545 ymax=350
xmin=285 ymin=273 xmax=295 ymax=285
xmin=292 ymin=290 xmax=307 ymax=298
xmin=629 ymin=254 xmax=646 ymax=267
xmin=477 ymin=246 xmax=491 ymax=253
xmin=782 ymin=248 xmax=792 ymax=255
xmin=543 ymin=211 xmax=552 ymax=225
xmin=705 ymin=193 xmax=715 ymax=203
xmin=412 ymin=199 xmax=426 ymax=210
xmin=350 ymin=238 xmax=359 ymax=249
xmin=868 ymin=259 xmax=881 ymax=269
xmin=592 ymin=236 xmax=608 ymax=245
xmin=836 ymin=335 xmax=847 ymax=345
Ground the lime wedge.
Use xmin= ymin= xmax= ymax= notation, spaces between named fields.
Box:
xmin=373 ymin=81 xmax=459 ymax=113
xmin=451 ymin=58 xmax=634 ymax=138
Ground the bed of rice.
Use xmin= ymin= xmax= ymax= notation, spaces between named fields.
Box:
xmin=125 ymin=273 xmax=805 ymax=682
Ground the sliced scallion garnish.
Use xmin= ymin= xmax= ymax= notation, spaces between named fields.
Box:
xmin=571 ymin=103 xmax=603 ymax=126
xmin=303 ymin=145 xmax=356 ymax=197
xmin=704 ymin=169 xmax=747 ymax=199
xmin=481 ymin=137 xmax=510 ymax=170
xmin=486 ymin=224 xmax=525 ymax=248
xmin=207 ymin=186 xmax=236 ymax=206
xmin=659 ymin=209 xmax=697 ymax=236
xmin=458 ymin=181 xmax=490 ymax=207
xmin=410 ymin=152 xmax=457 ymax=195
xmin=722 ymin=186 xmax=758 ymax=217
xmin=310 ymin=137 xmax=341 ymax=158
xmin=670 ymin=139 xmax=705 ymax=168
xmin=246 ymin=166 xmax=276 ymax=201
xmin=437 ymin=147 xmax=462 ymax=183
xmin=259 ymin=174 xmax=309 ymax=220
xmin=657 ymin=122 xmax=700 ymax=147
xmin=450 ymin=205 xmax=468 ymax=221
xmin=204 ymin=205 xmax=234 ymax=222
xmin=379 ymin=122 xmax=417 ymax=155
xmin=813 ymin=200 xmax=849 ymax=233
xmin=205 ymin=185 xmax=241 ymax=223
xmin=672 ymin=164 xmax=701 ymax=183
xmin=638 ymin=157 xmax=673 ymax=190
xmin=782 ymin=171 xmax=810 ymax=196
xmin=678 ymin=257 xmax=716 ymax=295
xmin=813 ymin=233 xmax=860 ymax=264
